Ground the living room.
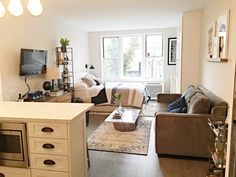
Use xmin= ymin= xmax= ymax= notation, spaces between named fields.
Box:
xmin=0 ymin=0 xmax=236 ymax=177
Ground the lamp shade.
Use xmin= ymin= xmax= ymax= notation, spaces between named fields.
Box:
xmin=46 ymin=67 xmax=61 ymax=80
xmin=8 ymin=0 xmax=23 ymax=16
xmin=0 ymin=1 xmax=5 ymax=17
xmin=27 ymin=0 xmax=43 ymax=16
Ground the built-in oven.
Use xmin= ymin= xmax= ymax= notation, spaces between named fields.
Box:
xmin=0 ymin=122 xmax=29 ymax=168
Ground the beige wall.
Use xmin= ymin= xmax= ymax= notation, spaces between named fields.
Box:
xmin=200 ymin=1 xmax=236 ymax=176
xmin=200 ymin=0 xmax=236 ymax=120
xmin=180 ymin=11 xmax=202 ymax=92
xmin=0 ymin=14 xmax=89 ymax=101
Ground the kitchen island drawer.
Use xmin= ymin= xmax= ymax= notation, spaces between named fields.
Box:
xmin=28 ymin=122 xmax=68 ymax=139
xmin=30 ymin=154 xmax=69 ymax=172
xmin=29 ymin=138 xmax=68 ymax=155
xmin=31 ymin=169 xmax=69 ymax=177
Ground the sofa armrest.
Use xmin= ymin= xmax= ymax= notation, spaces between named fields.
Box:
xmin=157 ymin=93 xmax=182 ymax=103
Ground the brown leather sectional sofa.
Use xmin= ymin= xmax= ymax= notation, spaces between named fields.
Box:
xmin=155 ymin=86 xmax=228 ymax=158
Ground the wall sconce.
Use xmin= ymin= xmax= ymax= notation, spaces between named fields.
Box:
xmin=0 ymin=0 xmax=43 ymax=17
xmin=85 ymin=64 xmax=95 ymax=72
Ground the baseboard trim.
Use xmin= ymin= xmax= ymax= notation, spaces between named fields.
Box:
xmin=157 ymin=153 xmax=208 ymax=161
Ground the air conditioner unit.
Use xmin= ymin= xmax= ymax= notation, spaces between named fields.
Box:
xmin=146 ymin=83 xmax=163 ymax=100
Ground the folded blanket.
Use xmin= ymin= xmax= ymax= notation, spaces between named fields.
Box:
xmin=75 ymin=82 xmax=149 ymax=108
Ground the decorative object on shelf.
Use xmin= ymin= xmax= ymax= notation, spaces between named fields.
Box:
xmin=60 ymin=38 xmax=70 ymax=52
xmin=42 ymin=81 xmax=51 ymax=96
xmin=46 ymin=67 xmax=61 ymax=92
xmin=167 ymin=37 xmax=177 ymax=65
xmin=207 ymin=9 xmax=230 ymax=62
xmin=0 ymin=0 xmax=43 ymax=17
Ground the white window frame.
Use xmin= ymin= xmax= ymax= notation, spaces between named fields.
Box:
xmin=101 ymin=33 xmax=164 ymax=82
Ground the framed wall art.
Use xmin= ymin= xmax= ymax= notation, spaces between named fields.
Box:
xmin=168 ymin=37 xmax=177 ymax=65
xmin=207 ymin=21 xmax=216 ymax=59
xmin=216 ymin=9 xmax=230 ymax=60
xmin=208 ymin=9 xmax=230 ymax=62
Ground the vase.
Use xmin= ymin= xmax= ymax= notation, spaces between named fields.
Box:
xmin=61 ymin=46 xmax=67 ymax=52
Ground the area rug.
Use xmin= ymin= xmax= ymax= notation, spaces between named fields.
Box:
xmin=88 ymin=119 xmax=152 ymax=155
xmin=139 ymin=101 xmax=157 ymax=117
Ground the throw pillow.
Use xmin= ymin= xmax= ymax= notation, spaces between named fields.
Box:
xmin=169 ymin=107 xmax=187 ymax=113
xmin=182 ymin=85 xmax=201 ymax=103
xmin=81 ymin=75 xmax=96 ymax=87
xmin=167 ymin=97 xmax=187 ymax=112
xmin=188 ymin=92 xmax=211 ymax=114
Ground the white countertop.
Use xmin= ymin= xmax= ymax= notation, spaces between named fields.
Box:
xmin=0 ymin=102 xmax=94 ymax=122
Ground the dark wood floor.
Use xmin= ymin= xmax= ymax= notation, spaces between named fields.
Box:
xmin=87 ymin=114 xmax=208 ymax=177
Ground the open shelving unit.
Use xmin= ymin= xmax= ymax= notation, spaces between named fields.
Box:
xmin=56 ymin=47 xmax=74 ymax=92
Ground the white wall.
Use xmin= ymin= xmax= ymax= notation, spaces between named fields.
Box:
xmin=88 ymin=28 xmax=177 ymax=92
xmin=180 ymin=11 xmax=202 ymax=92
xmin=0 ymin=14 xmax=89 ymax=101
xmin=200 ymin=1 xmax=236 ymax=176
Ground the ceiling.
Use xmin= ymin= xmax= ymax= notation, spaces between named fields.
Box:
xmin=45 ymin=0 xmax=207 ymax=32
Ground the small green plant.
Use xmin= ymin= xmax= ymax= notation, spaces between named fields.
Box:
xmin=60 ymin=38 xmax=70 ymax=47
xmin=114 ymin=92 xmax=122 ymax=101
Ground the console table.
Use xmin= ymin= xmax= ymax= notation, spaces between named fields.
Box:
xmin=27 ymin=93 xmax=72 ymax=103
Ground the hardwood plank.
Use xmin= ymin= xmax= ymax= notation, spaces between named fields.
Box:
xmin=87 ymin=115 xmax=208 ymax=177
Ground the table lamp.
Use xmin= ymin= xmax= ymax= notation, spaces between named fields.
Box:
xmin=46 ymin=67 xmax=61 ymax=92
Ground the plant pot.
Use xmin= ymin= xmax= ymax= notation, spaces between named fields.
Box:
xmin=61 ymin=46 xmax=67 ymax=53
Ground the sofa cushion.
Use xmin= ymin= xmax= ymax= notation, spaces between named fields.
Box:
xmin=188 ymin=92 xmax=211 ymax=114
xmin=182 ymin=85 xmax=201 ymax=103
xmin=167 ymin=97 xmax=187 ymax=112
xmin=156 ymin=103 xmax=169 ymax=112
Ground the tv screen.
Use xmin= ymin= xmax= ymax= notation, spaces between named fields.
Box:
xmin=19 ymin=48 xmax=47 ymax=76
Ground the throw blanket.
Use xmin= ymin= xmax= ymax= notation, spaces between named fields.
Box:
xmin=86 ymin=82 xmax=149 ymax=108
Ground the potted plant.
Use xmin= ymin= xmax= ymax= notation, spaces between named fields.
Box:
xmin=114 ymin=92 xmax=123 ymax=115
xmin=60 ymin=38 xmax=70 ymax=52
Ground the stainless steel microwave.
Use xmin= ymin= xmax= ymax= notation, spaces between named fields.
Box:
xmin=0 ymin=122 xmax=29 ymax=168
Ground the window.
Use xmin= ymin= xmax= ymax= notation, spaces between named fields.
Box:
xmin=102 ymin=34 xmax=163 ymax=81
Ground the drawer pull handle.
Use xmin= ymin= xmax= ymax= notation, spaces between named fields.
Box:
xmin=0 ymin=173 xmax=5 ymax=177
xmin=41 ymin=127 xmax=54 ymax=133
xmin=42 ymin=143 xmax=55 ymax=149
xmin=43 ymin=159 xmax=56 ymax=166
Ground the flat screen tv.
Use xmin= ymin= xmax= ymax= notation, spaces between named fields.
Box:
xmin=19 ymin=48 xmax=47 ymax=76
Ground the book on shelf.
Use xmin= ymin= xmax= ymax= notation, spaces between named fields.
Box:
xmin=50 ymin=90 xmax=64 ymax=96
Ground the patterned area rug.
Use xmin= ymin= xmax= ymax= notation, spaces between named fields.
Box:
xmin=88 ymin=119 xmax=152 ymax=155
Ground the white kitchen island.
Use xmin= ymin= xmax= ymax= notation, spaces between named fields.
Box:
xmin=0 ymin=102 xmax=93 ymax=177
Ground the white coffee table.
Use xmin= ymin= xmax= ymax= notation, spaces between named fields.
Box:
xmin=105 ymin=108 xmax=140 ymax=132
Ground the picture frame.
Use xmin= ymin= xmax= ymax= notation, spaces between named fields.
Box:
xmin=216 ymin=9 xmax=230 ymax=60
xmin=207 ymin=21 xmax=216 ymax=59
xmin=168 ymin=37 xmax=177 ymax=65
xmin=208 ymin=9 xmax=230 ymax=62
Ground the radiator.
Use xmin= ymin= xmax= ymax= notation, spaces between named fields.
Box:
xmin=146 ymin=83 xmax=163 ymax=99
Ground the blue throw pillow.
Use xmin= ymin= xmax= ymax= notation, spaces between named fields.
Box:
xmin=169 ymin=107 xmax=187 ymax=113
xmin=167 ymin=97 xmax=187 ymax=112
